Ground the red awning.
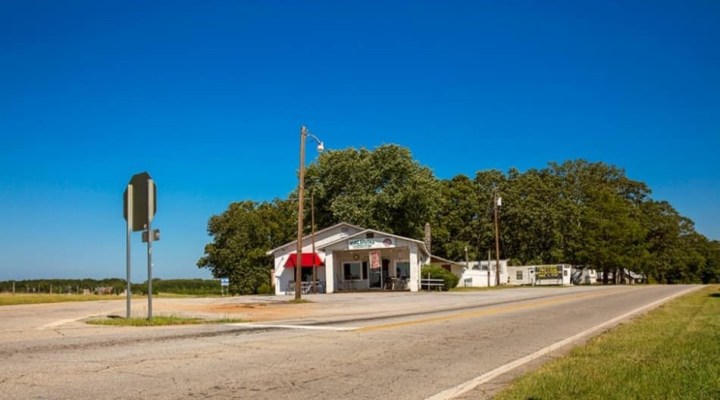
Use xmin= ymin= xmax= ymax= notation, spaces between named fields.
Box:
xmin=284 ymin=253 xmax=325 ymax=268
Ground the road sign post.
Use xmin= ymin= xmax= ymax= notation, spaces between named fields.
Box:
xmin=123 ymin=172 xmax=158 ymax=320
xmin=125 ymin=184 xmax=133 ymax=318
xmin=220 ymin=277 xmax=229 ymax=296
xmin=146 ymin=178 xmax=154 ymax=319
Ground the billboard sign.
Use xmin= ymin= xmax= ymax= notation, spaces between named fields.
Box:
xmin=535 ymin=265 xmax=562 ymax=280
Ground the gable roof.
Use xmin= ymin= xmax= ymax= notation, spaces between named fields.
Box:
xmin=265 ymin=222 xmax=364 ymax=255
xmin=430 ymin=255 xmax=464 ymax=267
xmin=318 ymin=228 xmax=431 ymax=257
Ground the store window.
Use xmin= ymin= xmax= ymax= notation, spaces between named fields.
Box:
xmin=516 ymin=270 xmax=523 ymax=280
xmin=396 ymin=261 xmax=410 ymax=279
xmin=343 ymin=263 xmax=362 ymax=280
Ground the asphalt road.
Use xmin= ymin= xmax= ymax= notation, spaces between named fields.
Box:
xmin=0 ymin=285 xmax=700 ymax=400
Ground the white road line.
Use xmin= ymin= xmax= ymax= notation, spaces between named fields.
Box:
xmin=228 ymin=323 xmax=357 ymax=332
xmin=426 ymin=286 xmax=702 ymax=400
xmin=37 ymin=317 xmax=86 ymax=330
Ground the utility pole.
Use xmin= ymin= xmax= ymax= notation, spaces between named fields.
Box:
xmin=295 ymin=126 xmax=325 ymax=300
xmin=311 ymin=189 xmax=316 ymax=293
xmin=295 ymin=127 xmax=307 ymax=300
xmin=487 ymin=249 xmax=492 ymax=287
xmin=494 ymin=190 xmax=502 ymax=287
xmin=464 ymin=246 xmax=469 ymax=270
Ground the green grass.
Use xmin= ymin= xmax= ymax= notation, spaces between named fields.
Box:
xmin=0 ymin=293 xmax=225 ymax=307
xmin=86 ymin=316 xmax=244 ymax=327
xmin=0 ymin=293 xmax=121 ymax=306
xmin=283 ymin=299 xmax=312 ymax=304
xmin=495 ymin=285 xmax=720 ymax=400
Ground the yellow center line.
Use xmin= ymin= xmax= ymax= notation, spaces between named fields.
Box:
xmin=357 ymin=287 xmax=640 ymax=333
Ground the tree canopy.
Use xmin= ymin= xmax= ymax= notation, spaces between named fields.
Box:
xmin=198 ymin=144 xmax=720 ymax=293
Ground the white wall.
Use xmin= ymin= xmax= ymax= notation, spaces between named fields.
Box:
xmin=459 ymin=260 xmax=508 ymax=287
xmin=408 ymin=243 xmax=419 ymax=292
xmin=508 ymin=266 xmax=534 ymax=285
xmin=508 ymin=264 xmax=573 ymax=286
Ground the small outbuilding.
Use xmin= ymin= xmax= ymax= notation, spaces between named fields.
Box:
xmin=508 ymin=264 xmax=573 ymax=286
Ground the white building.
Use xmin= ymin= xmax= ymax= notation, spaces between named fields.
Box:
xmin=434 ymin=258 xmax=509 ymax=288
xmin=571 ymin=267 xmax=599 ymax=285
xmin=267 ymin=222 xmax=431 ymax=295
xmin=508 ymin=264 xmax=573 ymax=286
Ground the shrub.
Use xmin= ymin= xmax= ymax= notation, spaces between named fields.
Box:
xmin=421 ymin=264 xmax=459 ymax=291
xmin=256 ymin=283 xmax=273 ymax=295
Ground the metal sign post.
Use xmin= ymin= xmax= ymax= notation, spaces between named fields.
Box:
xmin=146 ymin=178 xmax=154 ymax=320
xmin=220 ymin=277 xmax=229 ymax=296
xmin=125 ymin=184 xmax=133 ymax=318
xmin=123 ymin=172 xmax=158 ymax=320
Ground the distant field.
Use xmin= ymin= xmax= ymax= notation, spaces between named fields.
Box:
xmin=495 ymin=285 xmax=720 ymax=400
xmin=0 ymin=293 xmax=122 ymax=306
xmin=0 ymin=293 xmax=221 ymax=306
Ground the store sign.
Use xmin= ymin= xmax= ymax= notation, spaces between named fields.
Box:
xmin=348 ymin=237 xmax=395 ymax=250
xmin=535 ymin=265 xmax=562 ymax=280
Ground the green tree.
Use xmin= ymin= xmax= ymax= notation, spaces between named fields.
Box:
xmin=432 ymin=174 xmax=485 ymax=262
xmin=304 ymin=144 xmax=442 ymax=239
xmin=640 ymin=200 xmax=684 ymax=283
xmin=197 ymin=199 xmax=295 ymax=294
xmin=500 ymin=168 xmax=565 ymax=265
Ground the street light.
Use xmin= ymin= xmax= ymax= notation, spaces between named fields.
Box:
xmin=296 ymin=126 xmax=324 ymax=300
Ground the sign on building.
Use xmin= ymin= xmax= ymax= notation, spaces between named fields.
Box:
xmin=535 ymin=265 xmax=562 ymax=280
xmin=348 ymin=237 xmax=395 ymax=250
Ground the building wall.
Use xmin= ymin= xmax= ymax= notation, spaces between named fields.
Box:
xmin=272 ymin=225 xmax=363 ymax=295
xmin=455 ymin=260 xmax=508 ymax=287
xmin=273 ymin=231 xmax=427 ymax=294
xmin=507 ymin=266 xmax=535 ymax=285
xmin=508 ymin=264 xmax=573 ymax=286
xmin=458 ymin=269 xmax=493 ymax=287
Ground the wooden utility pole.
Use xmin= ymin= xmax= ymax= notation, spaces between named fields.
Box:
xmin=493 ymin=190 xmax=502 ymax=286
xmin=295 ymin=127 xmax=307 ymax=300
xmin=295 ymin=126 xmax=324 ymax=299
xmin=311 ymin=190 xmax=317 ymax=293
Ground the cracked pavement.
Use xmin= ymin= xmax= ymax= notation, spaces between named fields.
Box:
xmin=0 ymin=285 xmax=698 ymax=399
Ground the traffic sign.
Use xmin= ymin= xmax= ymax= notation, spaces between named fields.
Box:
xmin=123 ymin=172 xmax=157 ymax=232
xmin=142 ymin=229 xmax=160 ymax=243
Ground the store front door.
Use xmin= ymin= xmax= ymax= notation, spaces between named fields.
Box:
xmin=369 ymin=259 xmax=391 ymax=289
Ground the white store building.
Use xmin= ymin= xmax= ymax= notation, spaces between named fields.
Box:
xmin=267 ymin=222 xmax=431 ymax=295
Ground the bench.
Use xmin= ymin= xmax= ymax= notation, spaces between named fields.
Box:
xmin=420 ymin=278 xmax=444 ymax=291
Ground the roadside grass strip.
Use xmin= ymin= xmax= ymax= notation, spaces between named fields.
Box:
xmin=87 ymin=316 xmax=244 ymax=327
xmin=494 ymin=285 xmax=720 ymax=400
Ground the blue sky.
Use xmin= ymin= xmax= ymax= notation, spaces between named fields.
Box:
xmin=1 ymin=1 xmax=718 ymax=281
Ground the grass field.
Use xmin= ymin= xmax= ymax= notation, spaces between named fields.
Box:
xmin=495 ymin=285 xmax=720 ymax=400
xmin=0 ymin=293 xmax=225 ymax=307
xmin=0 ymin=293 xmax=124 ymax=306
